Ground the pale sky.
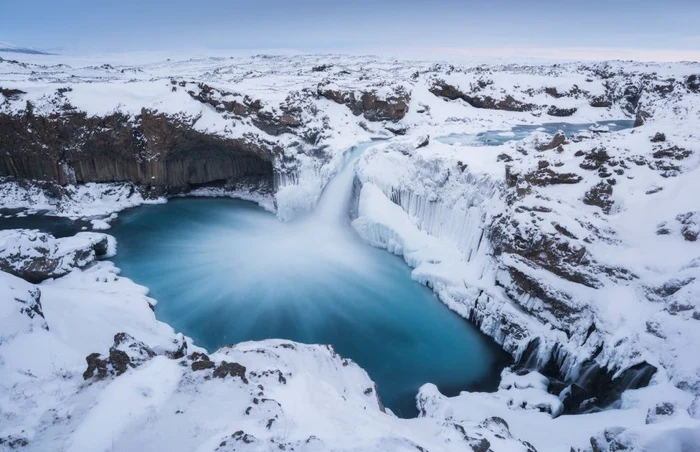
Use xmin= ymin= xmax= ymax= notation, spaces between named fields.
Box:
xmin=2 ymin=0 xmax=699 ymax=61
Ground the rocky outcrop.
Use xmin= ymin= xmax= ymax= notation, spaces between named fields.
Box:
xmin=522 ymin=168 xmax=583 ymax=187
xmin=650 ymin=132 xmax=666 ymax=143
xmin=0 ymin=230 xmax=113 ymax=283
xmin=430 ymin=80 xmax=537 ymax=112
xmin=547 ymin=106 xmax=577 ymax=117
xmin=535 ymin=132 xmax=567 ymax=151
xmin=583 ymin=181 xmax=615 ymax=214
xmin=213 ymin=361 xmax=249 ymax=383
xmin=589 ymin=95 xmax=612 ymax=108
xmin=676 ymin=212 xmax=700 ymax=242
xmin=316 ymin=85 xmax=410 ymax=121
xmin=0 ymin=108 xmax=274 ymax=191
xmin=0 ymin=87 xmax=26 ymax=99
xmin=183 ymin=82 xmax=303 ymax=137
xmin=687 ymin=75 xmax=700 ymax=93
xmin=83 ymin=332 xmax=157 ymax=380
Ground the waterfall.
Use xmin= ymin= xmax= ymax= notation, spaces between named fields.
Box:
xmin=312 ymin=141 xmax=376 ymax=226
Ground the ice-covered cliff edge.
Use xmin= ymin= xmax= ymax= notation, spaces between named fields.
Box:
xmin=351 ymin=69 xmax=700 ymax=449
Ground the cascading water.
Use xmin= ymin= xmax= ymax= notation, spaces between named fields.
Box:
xmin=108 ymin=141 xmax=511 ymax=417
xmin=312 ymin=142 xmax=373 ymax=225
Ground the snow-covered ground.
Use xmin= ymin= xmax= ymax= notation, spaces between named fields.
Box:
xmin=1 ymin=53 xmax=700 ymax=451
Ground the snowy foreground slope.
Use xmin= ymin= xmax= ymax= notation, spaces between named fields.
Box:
xmin=1 ymin=53 xmax=700 ymax=451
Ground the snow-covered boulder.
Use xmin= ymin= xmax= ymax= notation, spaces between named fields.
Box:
xmin=0 ymin=229 xmax=115 ymax=282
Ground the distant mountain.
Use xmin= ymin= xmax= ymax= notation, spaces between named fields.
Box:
xmin=0 ymin=41 xmax=52 ymax=55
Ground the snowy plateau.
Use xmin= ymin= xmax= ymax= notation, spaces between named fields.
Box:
xmin=1 ymin=52 xmax=700 ymax=451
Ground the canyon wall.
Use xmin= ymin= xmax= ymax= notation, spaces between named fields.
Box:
xmin=0 ymin=109 xmax=274 ymax=191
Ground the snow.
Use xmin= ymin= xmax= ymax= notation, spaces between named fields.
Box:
xmin=2 ymin=52 xmax=700 ymax=451
xmin=66 ymin=357 xmax=182 ymax=452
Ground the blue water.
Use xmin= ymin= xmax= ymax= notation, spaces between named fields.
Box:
xmin=0 ymin=210 xmax=88 ymax=237
xmin=109 ymin=197 xmax=510 ymax=417
xmin=437 ymin=120 xmax=635 ymax=146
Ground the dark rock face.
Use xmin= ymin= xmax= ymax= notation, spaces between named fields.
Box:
xmin=0 ymin=435 xmax=29 ymax=449
xmin=317 ymin=86 xmax=410 ymax=121
xmin=501 ymin=261 xmax=586 ymax=325
xmin=523 ymin=168 xmax=583 ymax=186
xmin=579 ymin=148 xmax=610 ymax=170
xmin=0 ymin=87 xmax=26 ymax=99
xmin=213 ymin=361 xmax=248 ymax=383
xmin=646 ymin=146 xmax=691 ymax=178
xmin=650 ymin=132 xmax=666 ymax=143
xmin=547 ymin=106 xmax=577 ymax=117
xmin=83 ymin=333 xmax=156 ymax=380
xmin=0 ymin=108 xmax=274 ymax=191
xmin=190 ymin=352 xmax=216 ymax=371
xmin=589 ymin=95 xmax=612 ymax=108
xmin=652 ymin=145 xmax=692 ymax=160
xmin=536 ymin=132 xmax=567 ymax=151
xmin=518 ymin=342 xmax=657 ymax=415
xmin=583 ymin=181 xmax=615 ymax=214
xmin=676 ymin=212 xmax=700 ymax=241
xmin=686 ymin=74 xmax=700 ymax=93
xmin=490 ymin=215 xmax=598 ymax=294
xmin=430 ymin=81 xmax=536 ymax=112
xmin=620 ymin=84 xmax=643 ymax=116
xmin=634 ymin=109 xmax=650 ymax=127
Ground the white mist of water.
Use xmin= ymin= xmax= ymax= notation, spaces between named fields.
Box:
xmin=312 ymin=142 xmax=373 ymax=226
xmin=202 ymin=141 xmax=382 ymax=291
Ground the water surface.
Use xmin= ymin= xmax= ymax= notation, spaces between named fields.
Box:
xmin=0 ymin=210 xmax=87 ymax=237
xmin=437 ymin=120 xmax=635 ymax=146
xmin=109 ymin=198 xmax=510 ymax=417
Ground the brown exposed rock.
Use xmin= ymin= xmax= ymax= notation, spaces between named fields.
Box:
xmin=652 ymin=146 xmax=692 ymax=160
xmin=634 ymin=109 xmax=650 ymax=127
xmin=676 ymin=212 xmax=699 ymax=241
xmin=190 ymin=352 xmax=216 ymax=371
xmin=500 ymin=261 xmax=586 ymax=325
xmin=579 ymin=148 xmax=610 ymax=170
xmin=0 ymin=108 xmax=274 ymax=190
xmin=544 ymin=87 xmax=564 ymax=98
xmin=490 ymin=215 xmax=599 ymax=291
xmin=650 ymin=132 xmax=666 ymax=143
xmin=0 ymin=87 xmax=26 ymax=99
xmin=311 ymin=64 xmax=333 ymax=72
xmin=213 ymin=361 xmax=248 ymax=383
xmin=536 ymin=132 xmax=567 ymax=151
xmin=83 ymin=333 xmax=156 ymax=380
xmin=687 ymin=75 xmax=700 ymax=93
xmin=524 ymin=168 xmax=583 ymax=186
xmin=589 ymin=95 xmax=612 ymax=108
xmin=317 ymin=86 xmax=410 ymax=121
xmin=583 ymin=181 xmax=614 ymax=214
xmin=430 ymin=80 xmax=536 ymax=112
xmin=547 ymin=106 xmax=577 ymax=117
xmin=0 ymin=435 xmax=29 ymax=449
